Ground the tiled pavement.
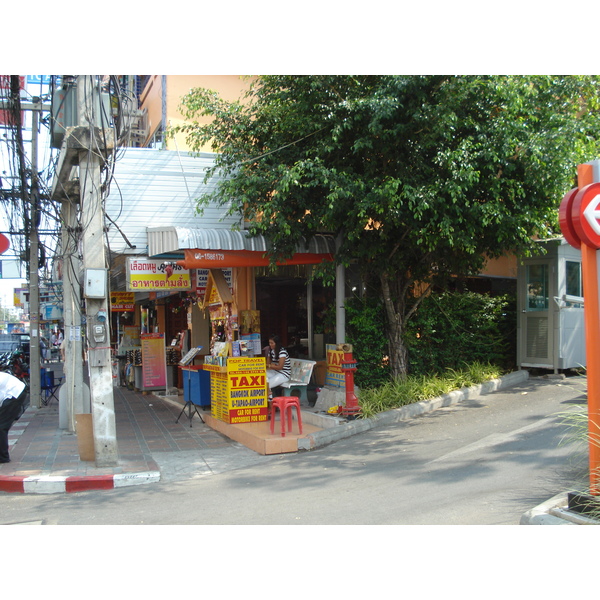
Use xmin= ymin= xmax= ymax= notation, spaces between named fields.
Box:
xmin=0 ymin=363 xmax=248 ymax=493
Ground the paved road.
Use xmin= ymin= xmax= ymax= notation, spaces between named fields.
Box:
xmin=0 ymin=375 xmax=588 ymax=525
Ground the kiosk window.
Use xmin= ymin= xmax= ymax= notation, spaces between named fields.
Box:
xmin=566 ymin=261 xmax=582 ymax=306
xmin=526 ymin=264 xmax=548 ymax=311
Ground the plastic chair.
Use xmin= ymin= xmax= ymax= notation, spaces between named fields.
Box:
xmin=269 ymin=396 xmax=303 ymax=437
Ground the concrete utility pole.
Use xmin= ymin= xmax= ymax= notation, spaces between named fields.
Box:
xmin=29 ymin=97 xmax=41 ymax=407
xmin=59 ymin=196 xmax=86 ymax=432
xmin=77 ymin=76 xmax=118 ymax=466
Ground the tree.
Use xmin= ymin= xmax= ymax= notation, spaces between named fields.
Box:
xmin=171 ymin=75 xmax=600 ymax=378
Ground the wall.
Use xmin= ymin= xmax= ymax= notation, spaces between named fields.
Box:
xmin=140 ymin=75 xmax=255 ymax=152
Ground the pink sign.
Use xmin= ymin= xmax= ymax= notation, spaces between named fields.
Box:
xmin=141 ymin=333 xmax=167 ymax=389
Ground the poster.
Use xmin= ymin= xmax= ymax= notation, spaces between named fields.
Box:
xmin=325 ymin=343 xmax=345 ymax=388
xmin=141 ymin=333 xmax=167 ymax=389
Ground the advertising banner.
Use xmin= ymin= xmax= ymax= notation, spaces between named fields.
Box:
xmin=127 ymin=258 xmax=191 ymax=291
xmin=110 ymin=291 xmax=135 ymax=312
xmin=325 ymin=343 xmax=345 ymax=388
xmin=141 ymin=333 xmax=167 ymax=389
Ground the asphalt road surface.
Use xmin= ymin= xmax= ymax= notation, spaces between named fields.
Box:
xmin=0 ymin=374 xmax=589 ymax=527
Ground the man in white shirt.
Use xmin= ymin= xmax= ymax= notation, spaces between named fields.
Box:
xmin=0 ymin=372 xmax=28 ymax=463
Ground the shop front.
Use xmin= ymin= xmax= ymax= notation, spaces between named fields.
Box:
xmin=110 ymin=228 xmax=336 ymax=452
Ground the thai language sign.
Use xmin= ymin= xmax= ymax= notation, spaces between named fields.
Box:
xmin=110 ymin=291 xmax=135 ymax=312
xmin=126 ymin=258 xmax=191 ymax=291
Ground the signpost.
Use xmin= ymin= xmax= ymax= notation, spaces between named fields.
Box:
xmin=559 ymin=162 xmax=600 ymax=495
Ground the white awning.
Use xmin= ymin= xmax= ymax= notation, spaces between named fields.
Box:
xmin=147 ymin=226 xmax=335 ymax=257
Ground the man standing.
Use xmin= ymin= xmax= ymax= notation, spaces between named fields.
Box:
xmin=0 ymin=371 xmax=28 ymax=463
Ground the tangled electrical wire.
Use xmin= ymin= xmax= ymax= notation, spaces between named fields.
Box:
xmin=0 ymin=75 xmax=143 ymax=313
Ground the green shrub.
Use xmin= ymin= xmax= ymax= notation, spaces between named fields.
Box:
xmin=345 ymin=296 xmax=390 ymax=388
xmin=403 ymin=291 xmax=515 ymax=376
xmin=358 ymin=361 xmax=502 ymax=418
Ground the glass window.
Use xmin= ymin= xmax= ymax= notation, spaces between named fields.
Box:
xmin=566 ymin=261 xmax=582 ymax=306
xmin=526 ymin=264 xmax=548 ymax=311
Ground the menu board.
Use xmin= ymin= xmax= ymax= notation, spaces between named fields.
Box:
xmin=141 ymin=333 xmax=167 ymax=389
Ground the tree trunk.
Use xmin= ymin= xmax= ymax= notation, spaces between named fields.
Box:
xmin=380 ymin=273 xmax=409 ymax=379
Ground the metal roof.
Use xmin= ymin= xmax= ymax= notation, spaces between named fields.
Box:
xmin=147 ymin=226 xmax=335 ymax=258
xmin=104 ymin=148 xmax=241 ymax=255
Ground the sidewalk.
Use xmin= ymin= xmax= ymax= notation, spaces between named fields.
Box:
xmin=0 ymin=362 xmax=245 ymax=494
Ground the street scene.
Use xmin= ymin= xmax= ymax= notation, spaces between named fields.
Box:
xmin=1 ymin=73 xmax=600 ymax=589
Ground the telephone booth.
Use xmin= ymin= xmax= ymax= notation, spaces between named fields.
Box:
xmin=517 ymin=238 xmax=585 ymax=372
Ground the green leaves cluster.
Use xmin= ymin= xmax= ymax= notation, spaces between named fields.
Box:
xmin=170 ymin=75 xmax=600 ymax=377
xmin=403 ymin=291 xmax=516 ymax=376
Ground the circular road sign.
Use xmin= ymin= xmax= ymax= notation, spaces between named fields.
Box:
xmin=573 ymin=182 xmax=600 ymax=250
xmin=0 ymin=233 xmax=9 ymax=255
xmin=559 ymin=188 xmax=581 ymax=249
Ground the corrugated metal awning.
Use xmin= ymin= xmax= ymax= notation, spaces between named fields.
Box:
xmin=147 ymin=226 xmax=335 ymax=258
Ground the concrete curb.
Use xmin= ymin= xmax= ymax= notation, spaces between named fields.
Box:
xmin=298 ymin=369 xmax=530 ymax=451
xmin=0 ymin=471 xmax=160 ymax=495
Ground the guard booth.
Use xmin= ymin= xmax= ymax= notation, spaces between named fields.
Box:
xmin=517 ymin=238 xmax=585 ymax=373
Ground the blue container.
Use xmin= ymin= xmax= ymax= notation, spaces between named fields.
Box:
xmin=182 ymin=367 xmax=210 ymax=407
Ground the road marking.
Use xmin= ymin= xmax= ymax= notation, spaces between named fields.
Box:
xmin=426 ymin=416 xmax=559 ymax=464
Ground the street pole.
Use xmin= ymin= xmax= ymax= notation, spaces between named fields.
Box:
xmin=77 ymin=76 xmax=118 ymax=466
xmin=60 ymin=197 xmax=86 ymax=431
xmin=29 ymin=98 xmax=41 ymax=407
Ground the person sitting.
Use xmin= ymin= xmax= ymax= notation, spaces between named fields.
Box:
xmin=266 ymin=334 xmax=291 ymax=399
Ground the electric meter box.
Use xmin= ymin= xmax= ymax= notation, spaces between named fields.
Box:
xmin=84 ymin=268 xmax=107 ymax=299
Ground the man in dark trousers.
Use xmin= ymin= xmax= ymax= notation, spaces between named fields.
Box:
xmin=0 ymin=371 xmax=28 ymax=463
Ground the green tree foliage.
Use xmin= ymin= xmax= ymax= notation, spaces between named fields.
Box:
xmin=345 ymin=296 xmax=390 ymax=388
xmin=170 ymin=75 xmax=600 ymax=378
xmin=404 ymin=291 xmax=516 ymax=376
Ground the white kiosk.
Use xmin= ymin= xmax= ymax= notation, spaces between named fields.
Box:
xmin=517 ymin=237 xmax=585 ymax=372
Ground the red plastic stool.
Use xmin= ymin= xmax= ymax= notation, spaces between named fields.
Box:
xmin=270 ymin=396 xmax=303 ymax=437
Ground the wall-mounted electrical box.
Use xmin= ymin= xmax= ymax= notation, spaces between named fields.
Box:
xmin=84 ymin=268 xmax=107 ymax=299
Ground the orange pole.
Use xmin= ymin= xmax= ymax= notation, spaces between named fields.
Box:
xmin=577 ymin=164 xmax=600 ymax=495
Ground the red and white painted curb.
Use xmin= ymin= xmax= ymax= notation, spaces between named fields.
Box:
xmin=0 ymin=471 xmax=160 ymax=494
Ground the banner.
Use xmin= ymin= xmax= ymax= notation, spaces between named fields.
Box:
xmin=141 ymin=333 xmax=167 ymax=389
xmin=126 ymin=257 xmax=191 ymax=291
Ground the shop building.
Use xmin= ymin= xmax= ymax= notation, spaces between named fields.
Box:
xmin=105 ymin=148 xmax=338 ymax=398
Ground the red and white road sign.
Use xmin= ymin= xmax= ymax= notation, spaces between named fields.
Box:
xmin=558 ymin=188 xmax=581 ymax=249
xmin=572 ymin=182 xmax=600 ymax=249
xmin=0 ymin=233 xmax=9 ymax=255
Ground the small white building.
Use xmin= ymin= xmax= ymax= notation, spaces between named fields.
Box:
xmin=517 ymin=238 xmax=585 ymax=372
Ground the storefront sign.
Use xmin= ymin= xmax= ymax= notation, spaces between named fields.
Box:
xmin=179 ymin=249 xmax=333 ymax=269
xmin=126 ymin=258 xmax=191 ymax=291
xmin=141 ymin=333 xmax=167 ymax=389
xmin=110 ymin=291 xmax=135 ymax=312
xmin=209 ymin=357 xmax=268 ymax=423
xmin=196 ymin=268 xmax=232 ymax=295
xmin=324 ymin=344 xmax=345 ymax=388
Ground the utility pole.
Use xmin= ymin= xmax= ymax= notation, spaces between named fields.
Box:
xmin=7 ymin=77 xmax=43 ymax=407
xmin=29 ymin=96 xmax=41 ymax=407
xmin=59 ymin=196 xmax=85 ymax=431
xmin=77 ymin=76 xmax=118 ymax=466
